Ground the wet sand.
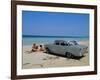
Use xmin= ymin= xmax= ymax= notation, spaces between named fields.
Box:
xmin=22 ymin=41 xmax=89 ymax=69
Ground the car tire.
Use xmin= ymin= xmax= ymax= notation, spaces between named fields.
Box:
xmin=65 ymin=52 xmax=72 ymax=58
xmin=46 ymin=48 xmax=50 ymax=53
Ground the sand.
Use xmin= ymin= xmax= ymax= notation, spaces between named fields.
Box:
xmin=22 ymin=41 xmax=89 ymax=69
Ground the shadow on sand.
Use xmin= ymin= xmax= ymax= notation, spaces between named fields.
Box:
xmin=44 ymin=52 xmax=85 ymax=60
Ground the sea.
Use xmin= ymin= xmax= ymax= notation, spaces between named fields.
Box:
xmin=22 ymin=35 xmax=89 ymax=46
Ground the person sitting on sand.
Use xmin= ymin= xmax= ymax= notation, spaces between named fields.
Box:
xmin=31 ymin=43 xmax=38 ymax=52
xmin=39 ymin=45 xmax=44 ymax=51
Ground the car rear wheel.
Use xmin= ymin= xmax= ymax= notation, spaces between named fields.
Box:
xmin=46 ymin=47 xmax=50 ymax=53
xmin=65 ymin=52 xmax=72 ymax=58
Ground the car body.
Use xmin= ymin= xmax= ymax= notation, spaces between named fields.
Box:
xmin=45 ymin=40 xmax=88 ymax=58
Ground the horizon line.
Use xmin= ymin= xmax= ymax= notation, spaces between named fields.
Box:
xmin=22 ymin=35 xmax=89 ymax=38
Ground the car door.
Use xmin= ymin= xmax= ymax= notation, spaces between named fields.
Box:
xmin=55 ymin=42 xmax=69 ymax=55
xmin=49 ymin=42 xmax=62 ymax=54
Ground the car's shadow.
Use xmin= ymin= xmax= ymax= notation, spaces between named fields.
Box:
xmin=44 ymin=52 xmax=85 ymax=60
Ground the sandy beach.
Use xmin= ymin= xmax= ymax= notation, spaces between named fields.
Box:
xmin=22 ymin=41 xmax=89 ymax=69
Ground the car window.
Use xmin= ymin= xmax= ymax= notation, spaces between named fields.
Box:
xmin=67 ymin=43 xmax=73 ymax=46
xmin=55 ymin=42 xmax=59 ymax=45
xmin=61 ymin=42 xmax=66 ymax=46
xmin=65 ymin=43 xmax=69 ymax=46
xmin=70 ymin=41 xmax=78 ymax=45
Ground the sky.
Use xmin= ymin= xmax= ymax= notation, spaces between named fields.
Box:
xmin=22 ymin=11 xmax=89 ymax=37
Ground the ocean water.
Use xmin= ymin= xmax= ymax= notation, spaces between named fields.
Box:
xmin=22 ymin=36 xmax=89 ymax=46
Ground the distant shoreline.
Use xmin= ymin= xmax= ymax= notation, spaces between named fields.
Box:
xmin=23 ymin=35 xmax=89 ymax=38
xmin=23 ymin=40 xmax=89 ymax=47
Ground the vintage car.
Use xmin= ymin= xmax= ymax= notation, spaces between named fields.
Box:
xmin=45 ymin=40 xmax=88 ymax=58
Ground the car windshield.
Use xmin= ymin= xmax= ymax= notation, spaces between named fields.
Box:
xmin=69 ymin=41 xmax=78 ymax=45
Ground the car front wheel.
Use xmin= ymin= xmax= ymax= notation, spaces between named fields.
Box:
xmin=65 ymin=52 xmax=72 ymax=58
xmin=46 ymin=47 xmax=51 ymax=53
